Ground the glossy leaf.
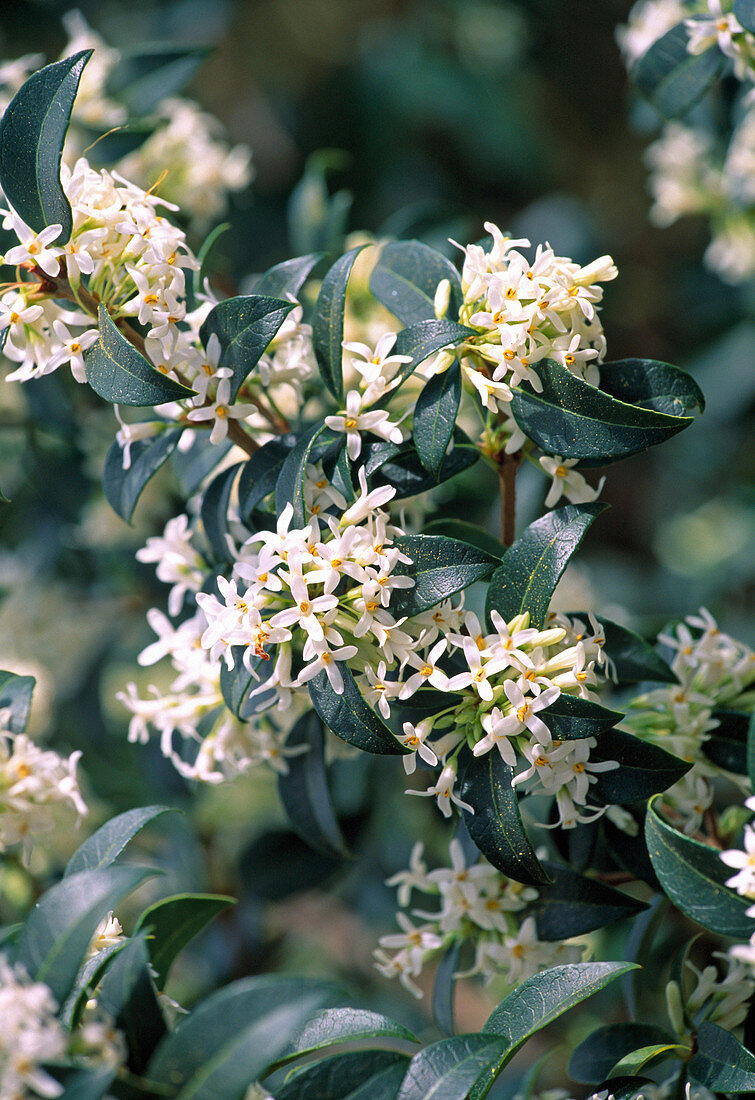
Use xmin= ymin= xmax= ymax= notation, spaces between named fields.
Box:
xmin=433 ymin=942 xmax=461 ymax=1037
xmin=104 ymin=427 xmax=183 ymax=522
xmin=486 ymin=504 xmax=605 ymax=629
xmin=593 ymin=615 xmax=677 ymax=684
xmin=0 ymin=51 xmax=91 ymax=240
xmin=423 ymin=519 xmax=505 ymax=559
xmin=589 ymin=728 xmax=691 ymax=803
xmin=200 ymin=462 xmax=243 ymax=562
xmin=146 ymin=976 xmax=338 ymax=1099
xmin=748 ymin=712 xmax=755 ymax=790
xmin=413 ymin=361 xmax=462 ymax=479
xmin=133 ymin=893 xmax=235 ymax=990
xmin=275 ymin=422 xmax=335 ymax=526
xmin=97 ymin=932 xmax=166 ymax=1074
xmin=397 ymin=1034 xmax=508 ymax=1100
xmin=171 ymin=433 xmax=231 ymax=496
xmin=611 ymin=1043 xmax=689 ymax=1075
xmin=370 ymin=239 xmax=462 ymax=324
xmin=254 ymin=252 xmax=324 ymax=299
xmin=391 ymin=320 xmax=475 ymax=392
xmin=278 ymin=710 xmax=348 ymax=859
xmin=278 ymin=1052 xmax=408 ymax=1100
xmin=569 ymin=1023 xmax=677 ymax=1085
xmin=689 ymin=1021 xmax=755 ymax=1092
xmin=238 ymin=434 xmax=297 ymax=520
xmin=633 ymin=23 xmax=725 ymax=118
xmin=85 ymin=305 xmax=194 ymax=406
xmin=308 ymin=665 xmax=406 ymax=756
xmin=459 ymin=749 xmax=550 ymax=886
xmin=219 ymin=650 xmax=272 ymax=719
xmin=538 ymin=693 xmax=623 ymax=741
xmin=18 ymin=865 xmax=153 ymax=1004
xmin=646 ymin=798 xmax=755 ymax=937
xmin=312 ymin=245 xmax=366 ymax=400
xmin=369 ymin=434 xmax=479 ymax=499
xmin=199 ymin=295 xmax=295 ymax=401
xmin=510 ymin=358 xmax=696 ymax=465
xmin=0 ymin=670 xmax=35 ymax=733
xmin=65 ymin=805 xmax=175 ymax=877
xmin=106 ymin=45 xmax=211 ymax=113
xmin=599 ymin=358 xmax=704 ymax=417
xmin=390 ymin=534 xmax=498 ymax=617
xmin=276 ymin=1007 xmax=418 ymax=1070
xmin=533 ymin=862 xmax=646 ymax=939
xmin=343 ymin=1062 xmax=410 ymax=1100
xmin=734 ymin=0 xmax=755 ymax=31
xmin=702 ymin=709 xmax=749 ymax=775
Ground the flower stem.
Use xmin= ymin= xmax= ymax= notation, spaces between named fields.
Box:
xmin=497 ymin=452 xmax=519 ymax=547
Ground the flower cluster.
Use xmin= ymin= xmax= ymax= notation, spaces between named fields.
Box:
xmin=618 ymin=0 xmax=755 ymax=80
xmin=374 ymin=838 xmax=582 ymax=997
xmin=624 ymin=609 xmax=755 ymax=834
xmin=0 ymin=728 xmax=87 ymax=858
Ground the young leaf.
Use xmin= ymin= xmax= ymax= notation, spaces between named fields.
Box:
xmin=238 ymin=434 xmax=297 ymax=520
xmin=391 ymin=320 xmax=475 ymax=393
xmin=0 ymin=670 xmax=36 ymax=733
xmin=105 ymin=45 xmax=212 ymax=114
xmin=689 ymin=1021 xmax=755 ymax=1092
xmin=370 ymin=240 xmax=462 ymax=324
xmin=0 ymin=50 xmax=92 ymax=240
xmin=588 ymin=728 xmax=691 ymax=803
xmin=413 ymin=361 xmax=462 ymax=479
xmin=396 ymin=1034 xmax=508 ymax=1100
xmin=274 ymin=1007 xmax=419 ymax=1071
xmin=646 ymin=798 xmax=755 ymax=937
xmin=533 ymin=862 xmax=646 ymax=939
xmin=97 ymin=932 xmax=166 ymax=1074
xmin=199 ymin=295 xmax=295 ymax=401
xmin=486 ymin=504 xmax=606 ymax=629
xmin=103 ymin=427 xmax=183 ymax=522
xmin=569 ymin=1023 xmax=677 ymax=1085
xmin=200 ymin=461 xmax=243 ymax=562
xmin=312 ymin=245 xmax=366 ymax=400
xmin=308 ymin=665 xmax=406 ymax=756
xmin=433 ymin=942 xmax=462 ymax=1037
xmin=278 ymin=710 xmax=348 ymax=859
xmin=611 ymin=1043 xmax=690 ymax=1076
xmin=133 ymin=893 xmax=235 ymax=990
xmin=632 ymin=23 xmax=725 ymax=118
xmin=510 ymin=358 xmax=697 ymax=465
xmin=85 ymin=305 xmax=194 ymax=406
xmin=65 ymin=805 xmax=176 ymax=877
xmin=146 ymin=975 xmax=338 ymax=1098
xmin=599 ymin=358 xmax=704 ymax=417
xmin=538 ymin=693 xmax=623 ymax=741
xmin=254 ymin=252 xmax=325 ymax=299
xmin=17 ymin=865 xmax=153 ymax=1005
xmin=458 ymin=749 xmax=550 ymax=886
xmin=390 ymin=534 xmax=499 ymax=617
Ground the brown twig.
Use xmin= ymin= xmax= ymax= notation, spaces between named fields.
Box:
xmin=497 ymin=451 xmax=520 ymax=546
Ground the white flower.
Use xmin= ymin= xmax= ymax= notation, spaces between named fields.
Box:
xmin=0 ymin=958 xmax=67 ymax=1098
xmin=539 ymin=455 xmax=605 ymax=509
xmin=721 ymin=824 xmax=755 ymax=899
xmin=0 ymin=732 xmax=87 ymax=858
xmin=397 ymin=720 xmax=439 ymax=774
xmin=324 ymin=389 xmax=403 ymax=461
xmin=3 ymin=213 xmax=63 ymax=278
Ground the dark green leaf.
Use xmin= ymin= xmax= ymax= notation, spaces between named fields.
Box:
xmin=486 ymin=504 xmax=606 ymax=629
xmin=748 ymin=712 xmax=755 ymax=790
xmin=189 ymin=221 xmax=231 ymax=311
xmin=646 ymin=798 xmax=755 ymax=936
xmin=391 ymin=320 xmax=474 ymax=393
xmin=219 ymin=650 xmax=272 ymax=719
xmin=371 ymin=436 xmax=479 ymax=499
xmin=539 ymin=693 xmax=623 ymax=741
xmin=104 ymin=427 xmax=183 ymax=522
xmin=592 ymin=1079 xmax=654 ymax=1100
xmin=599 ymin=359 xmax=704 ymax=417
xmin=278 ymin=710 xmax=348 ymax=859
xmin=171 ymin=433 xmax=231 ymax=496
xmin=65 ymin=805 xmax=176 ymax=877
xmin=397 ymin=1034 xmax=508 ymax=1100
xmin=413 ymin=362 xmax=462 ymax=479
xmin=200 ymin=461 xmax=243 ymax=562
xmin=276 ymin=1007 xmax=418 ymax=1070
xmin=18 ymin=866 xmax=153 ymax=1004
xmin=106 ymin=45 xmax=211 ymax=113
xmin=146 ymin=976 xmax=339 ymax=1099
xmin=344 ymin=1062 xmax=410 ymax=1100
xmin=78 ymin=120 xmax=157 ymax=168
xmin=199 ymin=295 xmax=295 ymax=401
xmin=423 ymin=520 xmax=505 ymax=559
xmin=54 ymin=1067 xmax=117 ymax=1100
xmin=85 ymin=305 xmax=194 ymax=406
xmin=0 ymin=670 xmax=35 ymax=733
xmin=254 ymin=252 xmax=325 ymax=299
xmin=238 ymin=434 xmax=297 ymax=520
xmin=278 ymin=1052 xmax=407 ymax=1100
xmin=593 ymin=615 xmax=678 ymax=685
xmin=133 ymin=893 xmax=235 ymax=991
xmin=510 ymin=359 xmax=696 ymax=465
xmin=690 ymin=1021 xmax=755 ymax=1092
xmin=312 ymin=246 xmax=366 ymax=400
xmin=533 ymin=862 xmax=646 ymax=939
xmin=603 ymin=810 xmax=661 ymax=891
xmin=275 ymin=422 xmax=334 ymax=526
xmin=240 ymin=828 xmax=342 ymax=901
xmin=0 ymin=51 xmax=91 ymax=240
xmin=633 ymin=23 xmax=725 ymax=118
xmin=433 ymin=942 xmax=461 ymax=1037
xmin=459 ymin=749 xmax=549 ymax=886
xmin=391 ymin=535 xmax=498 ymax=617
xmin=97 ymin=932 xmax=166 ymax=1074
xmin=589 ymin=728 xmax=691 ymax=803
xmin=735 ymin=0 xmax=755 ymax=31
xmin=569 ymin=1023 xmax=676 ymax=1084
xmin=702 ymin=709 xmax=750 ymax=775
xmin=308 ymin=665 xmax=406 ymax=756
xmin=370 ymin=240 xmax=462 ymax=324
xmin=61 ymin=942 xmax=128 ymax=1029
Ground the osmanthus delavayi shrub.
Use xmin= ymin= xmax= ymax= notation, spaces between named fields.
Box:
xmin=0 ymin=42 xmax=753 ymax=1100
